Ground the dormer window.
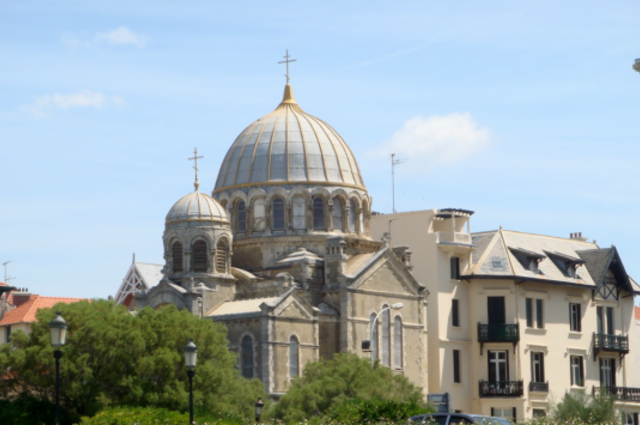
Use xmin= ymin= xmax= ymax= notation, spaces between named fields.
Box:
xmin=544 ymin=251 xmax=585 ymax=279
xmin=509 ymin=247 xmax=545 ymax=275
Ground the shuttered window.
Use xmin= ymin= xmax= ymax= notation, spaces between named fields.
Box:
xmin=172 ymin=242 xmax=183 ymax=273
xmin=192 ymin=240 xmax=208 ymax=272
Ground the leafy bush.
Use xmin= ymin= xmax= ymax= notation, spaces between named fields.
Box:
xmin=271 ymin=352 xmax=426 ymax=423
xmin=328 ymin=398 xmax=432 ymax=423
xmin=554 ymin=390 xmax=617 ymax=424
xmin=0 ymin=396 xmax=75 ymax=425
xmin=0 ymin=300 xmax=267 ymax=420
xmin=76 ymin=406 xmax=246 ymax=425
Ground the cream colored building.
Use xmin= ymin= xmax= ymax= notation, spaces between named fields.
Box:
xmin=117 ymin=84 xmax=429 ymax=398
xmin=373 ymin=210 xmax=640 ymax=421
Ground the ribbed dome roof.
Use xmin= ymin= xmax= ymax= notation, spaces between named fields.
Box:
xmin=166 ymin=191 xmax=229 ymax=225
xmin=214 ymin=85 xmax=365 ymax=193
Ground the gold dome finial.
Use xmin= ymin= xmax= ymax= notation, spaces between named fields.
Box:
xmin=188 ymin=147 xmax=204 ymax=192
xmin=281 ymin=84 xmax=296 ymax=104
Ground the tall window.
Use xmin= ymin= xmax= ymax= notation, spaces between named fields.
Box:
xmin=531 ymin=352 xmax=545 ymax=383
xmin=332 ymin=198 xmax=343 ymax=231
xmin=526 ymin=298 xmax=544 ymax=329
xmin=241 ymin=335 xmax=254 ymax=379
xmin=450 ymin=257 xmax=460 ymax=280
xmin=381 ymin=307 xmax=390 ymax=366
xmin=452 ymin=299 xmax=460 ymax=327
xmin=289 ymin=336 xmax=299 ymax=378
xmin=216 ymin=240 xmax=227 ymax=273
xmin=600 ymin=358 xmax=616 ymax=388
xmin=570 ymin=355 xmax=584 ymax=387
xmin=313 ymin=197 xmax=325 ymax=230
xmin=172 ymin=241 xmax=183 ymax=273
xmin=192 ymin=240 xmax=208 ymax=272
xmin=370 ymin=313 xmax=378 ymax=361
xmin=597 ymin=306 xmax=615 ymax=334
xmin=253 ymin=198 xmax=266 ymax=231
xmin=272 ymin=198 xmax=285 ymax=230
xmin=349 ymin=199 xmax=357 ymax=232
xmin=453 ymin=349 xmax=461 ymax=383
xmin=488 ymin=351 xmax=508 ymax=382
xmin=292 ymin=196 xmax=306 ymax=230
xmin=237 ymin=201 xmax=247 ymax=232
xmin=570 ymin=303 xmax=582 ymax=332
xmin=393 ymin=316 xmax=403 ymax=370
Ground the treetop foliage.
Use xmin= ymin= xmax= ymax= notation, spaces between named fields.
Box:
xmin=0 ymin=299 xmax=266 ymax=421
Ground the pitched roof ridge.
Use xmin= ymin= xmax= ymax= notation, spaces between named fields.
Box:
xmin=499 ymin=229 xmax=597 ymax=245
xmin=499 ymin=228 xmax=517 ymax=275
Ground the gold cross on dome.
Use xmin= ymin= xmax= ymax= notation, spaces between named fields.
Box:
xmin=188 ymin=147 xmax=204 ymax=191
xmin=278 ymin=49 xmax=297 ymax=84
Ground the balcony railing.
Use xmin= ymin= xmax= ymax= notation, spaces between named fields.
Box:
xmin=593 ymin=333 xmax=629 ymax=355
xmin=529 ymin=382 xmax=549 ymax=393
xmin=436 ymin=231 xmax=472 ymax=245
xmin=478 ymin=323 xmax=520 ymax=343
xmin=593 ymin=386 xmax=640 ymax=402
xmin=479 ymin=380 xmax=524 ymax=398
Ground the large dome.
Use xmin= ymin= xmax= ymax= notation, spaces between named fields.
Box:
xmin=214 ymin=85 xmax=365 ymax=194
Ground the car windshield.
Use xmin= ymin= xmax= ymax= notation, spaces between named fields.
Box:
xmin=470 ymin=415 xmax=511 ymax=425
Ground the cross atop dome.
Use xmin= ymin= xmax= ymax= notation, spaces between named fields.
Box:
xmin=188 ymin=147 xmax=204 ymax=191
xmin=278 ymin=49 xmax=297 ymax=85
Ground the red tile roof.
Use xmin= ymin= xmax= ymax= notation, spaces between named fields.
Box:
xmin=635 ymin=306 xmax=640 ymax=321
xmin=0 ymin=295 xmax=85 ymax=326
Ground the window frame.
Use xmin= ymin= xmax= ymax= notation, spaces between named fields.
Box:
xmin=569 ymin=303 xmax=582 ymax=332
xmin=313 ymin=197 xmax=325 ymax=230
xmin=289 ymin=336 xmax=299 ymax=378
xmin=272 ymin=197 xmax=286 ymax=231
xmin=525 ymin=298 xmax=544 ymax=329
xmin=453 ymin=349 xmax=461 ymax=383
xmin=236 ymin=200 xmax=247 ymax=232
xmin=570 ymin=355 xmax=584 ymax=387
xmin=531 ymin=351 xmax=545 ymax=383
xmin=241 ymin=335 xmax=254 ymax=379
xmin=452 ymin=299 xmax=460 ymax=328
xmin=450 ymin=257 xmax=461 ymax=280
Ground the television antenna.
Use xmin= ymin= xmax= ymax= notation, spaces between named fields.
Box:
xmin=391 ymin=153 xmax=405 ymax=213
xmin=2 ymin=261 xmax=16 ymax=285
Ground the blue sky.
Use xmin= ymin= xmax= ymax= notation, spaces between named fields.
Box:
xmin=1 ymin=1 xmax=639 ymax=298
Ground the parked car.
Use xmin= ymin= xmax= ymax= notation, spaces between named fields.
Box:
xmin=409 ymin=413 xmax=512 ymax=425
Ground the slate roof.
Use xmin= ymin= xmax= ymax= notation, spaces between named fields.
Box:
xmin=0 ymin=295 xmax=85 ymax=326
xmin=469 ymin=229 xmax=600 ymax=287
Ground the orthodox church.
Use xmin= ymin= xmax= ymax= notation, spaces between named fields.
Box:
xmin=115 ymin=83 xmax=429 ymax=397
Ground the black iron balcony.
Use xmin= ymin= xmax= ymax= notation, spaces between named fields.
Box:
xmin=529 ymin=381 xmax=549 ymax=393
xmin=593 ymin=386 xmax=640 ymax=402
xmin=478 ymin=323 xmax=519 ymax=353
xmin=593 ymin=333 xmax=629 ymax=358
xmin=479 ymin=380 xmax=523 ymax=398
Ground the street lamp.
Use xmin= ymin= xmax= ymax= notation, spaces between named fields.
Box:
xmin=361 ymin=303 xmax=404 ymax=362
xmin=49 ymin=312 xmax=67 ymax=425
xmin=184 ymin=339 xmax=197 ymax=425
xmin=255 ymin=398 xmax=264 ymax=424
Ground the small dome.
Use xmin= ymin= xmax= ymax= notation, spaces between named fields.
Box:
xmin=214 ymin=85 xmax=365 ymax=193
xmin=166 ymin=191 xmax=229 ymax=225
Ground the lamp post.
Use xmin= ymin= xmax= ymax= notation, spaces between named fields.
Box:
xmin=361 ymin=303 xmax=404 ymax=367
xmin=184 ymin=339 xmax=197 ymax=425
xmin=255 ymin=398 xmax=264 ymax=424
xmin=49 ymin=312 xmax=67 ymax=425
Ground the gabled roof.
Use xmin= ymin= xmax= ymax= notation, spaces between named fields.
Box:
xmin=576 ymin=247 xmax=639 ymax=295
xmin=115 ymin=261 xmax=163 ymax=305
xmin=0 ymin=295 xmax=85 ymax=326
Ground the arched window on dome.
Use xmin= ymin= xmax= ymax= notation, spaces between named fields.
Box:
xmin=272 ymin=198 xmax=285 ymax=231
xmin=313 ymin=197 xmax=325 ymax=231
xmin=241 ymin=335 xmax=254 ymax=379
xmin=289 ymin=336 xmax=299 ymax=378
xmin=192 ymin=240 xmax=208 ymax=272
xmin=349 ymin=199 xmax=357 ymax=233
xmin=172 ymin=242 xmax=183 ymax=273
xmin=292 ymin=196 xmax=306 ymax=230
xmin=394 ymin=316 xmax=403 ymax=370
xmin=253 ymin=198 xmax=266 ymax=232
xmin=332 ymin=198 xmax=343 ymax=232
xmin=236 ymin=201 xmax=246 ymax=232
xmin=361 ymin=200 xmax=368 ymax=234
xmin=216 ymin=240 xmax=228 ymax=273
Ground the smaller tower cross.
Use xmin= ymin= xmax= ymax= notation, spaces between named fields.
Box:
xmin=278 ymin=49 xmax=297 ymax=84
xmin=188 ymin=148 xmax=204 ymax=191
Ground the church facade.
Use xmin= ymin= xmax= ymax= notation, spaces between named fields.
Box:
xmin=128 ymin=84 xmax=430 ymax=397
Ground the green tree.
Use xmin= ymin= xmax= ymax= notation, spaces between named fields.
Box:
xmin=0 ymin=300 xmax=266 ymax=421
xmin=271 ymin=352 xmax=426 ymax=423
xmin=554 ymin=390 xmax=618 ymax=424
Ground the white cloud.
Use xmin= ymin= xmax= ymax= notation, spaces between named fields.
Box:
xmin=23 ymin=90 xmax=124 ymax=117
xmin=368 ymin=113 xmax=491 ymax=173
xmin=62 ymin=27 xmax=146 ymax=48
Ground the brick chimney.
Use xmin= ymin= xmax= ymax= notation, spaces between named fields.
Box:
xmin=12 ymin=288 xmax=34 ymax=307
